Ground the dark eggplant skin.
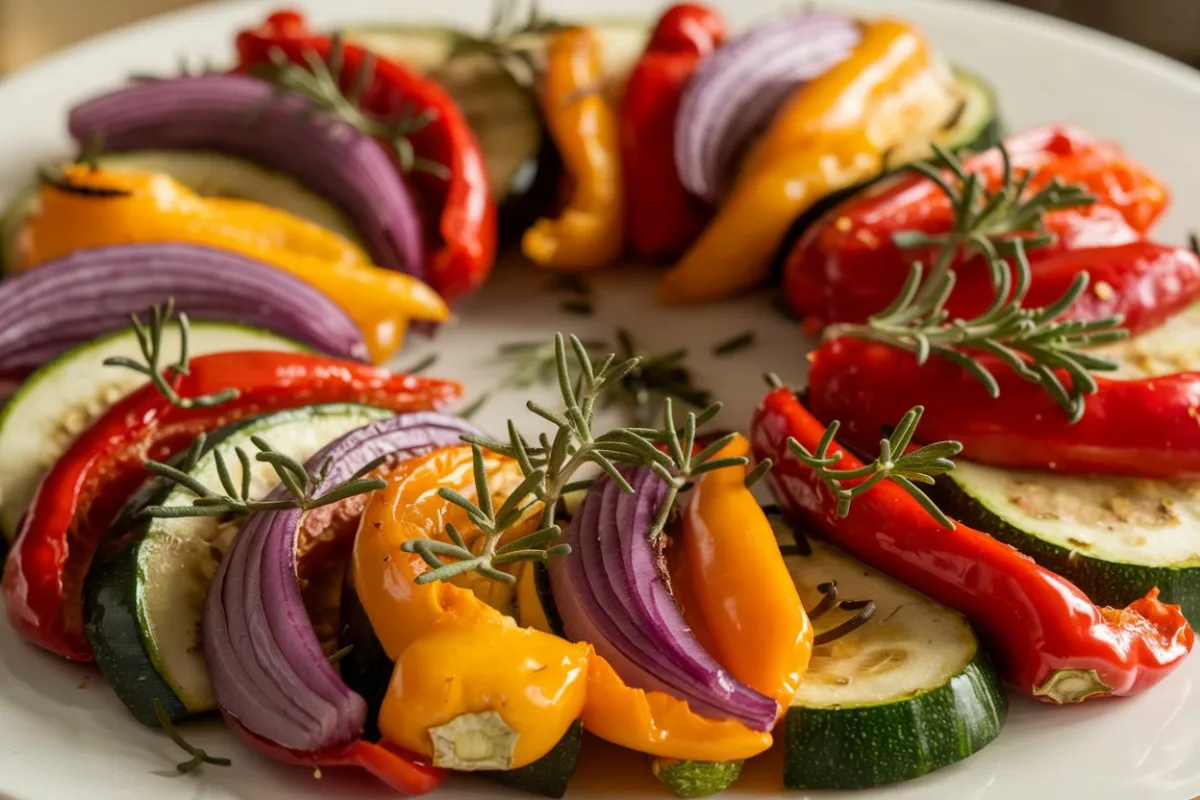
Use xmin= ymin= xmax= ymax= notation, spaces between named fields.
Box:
xmin=498 ymin=128 xmax=563 ymax=246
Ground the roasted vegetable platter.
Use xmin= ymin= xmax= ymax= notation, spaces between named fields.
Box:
xmin=2 ymin=0 xmax=1200 ymax=798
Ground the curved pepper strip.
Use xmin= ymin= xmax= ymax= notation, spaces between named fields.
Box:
xmin=619 ymin=4 xmax=725 ymax=259
xmin=783 ymin=125 xmax=1180 ymax=329
xmin=808 ymin=336 xmax=1200 ymax=478
xmin=3 ymin=352 xmax=460 ymax=661
xmin=681 ymin=434 xmax=813 ymax=712
xmin=353 ymin=446 xmax=771 ymax=766
xmin=522 ymin=27 xmax=625 ymax=270
xmin=750 ymin=385 xmax=1194 ymax=702
xmin=237 ymin=10 xmax=497 ymax=301
xmin=20 ymin=166 xmax=449 ymax=363
xmin=658 ymin=18 xmax=960 ymax=303
xmin=222 ymin=708 xmax=444 ymax=796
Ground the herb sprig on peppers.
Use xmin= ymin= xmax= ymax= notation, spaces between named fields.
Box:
xmin=404 ymin=333 xmax=752 ymax=584
xmin=826 ymin=143 xmax=1130 ymax=422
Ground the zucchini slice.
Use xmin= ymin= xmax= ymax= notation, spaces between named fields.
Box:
xmin=778 ymin=524 xmax=1006 ymax=790
xmin=0 ymin=323 xmax=308 ymax=542
xmin=342 ymin=26 xmax=553 ymax=229
xmin=0 ymin=150 xmax=361 ymax=274
xmin=84 ymin=403 xmax=390 ymax=725
xmin=772 ymin=67 xmax=1001 ymax=278
xmin=938 ymin=460 xmax=1200 ymax=623
xmin=1093 ymin=302 xmax=1200 ymax=378
xmin=932 ymin=304 xmax=1200 ymax=622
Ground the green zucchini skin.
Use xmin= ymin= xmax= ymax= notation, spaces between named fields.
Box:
xmin=483 ymin=720 xmax=584 ymax=799
xmin=936 ymin=476 xmax=1200 ymax=623
xmin=85 ymin=404 xmax=387 ymax=726
xmin=652 ymin=758 xmax=743 ymax=798
xmin=784 ymin=650 xmax=1006 ymax=790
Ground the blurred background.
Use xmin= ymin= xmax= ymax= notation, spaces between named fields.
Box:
xmin=1 ymin=0 xmax=1198 ymax=75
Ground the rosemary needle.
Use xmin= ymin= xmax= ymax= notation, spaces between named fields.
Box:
xmin=712 ymin=331 xmax=756 ymax=357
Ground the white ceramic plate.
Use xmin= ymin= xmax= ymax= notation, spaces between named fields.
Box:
xmin=2 ymin=0 xmax=1200 ymax=798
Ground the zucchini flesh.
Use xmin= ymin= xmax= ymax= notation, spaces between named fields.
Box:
xmin=0 ymin=150 xmax=361 ymax=274
xmin=772 ymin=67 xmax=1001 ymax=278
xmin=935 ymin=304 xmax=1200 ymax=621
xmin=0 ymin=323 xmax=307 ymax=542
xmin=1094 ymin=302 xmax=1200 ymax=378
xmin=778 ymin=525 xmax=1006 ymax=789
xmin=85 ymin=403 xmax=389 ymax=725
xmin=938 ymin=460 xmax=1200 ymax=623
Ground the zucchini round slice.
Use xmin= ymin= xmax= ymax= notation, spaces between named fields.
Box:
xmin=938 ymin=460 xmax=1200 ymax=624
xmin=0 ymin=322 xmax=308 ymax=542
xmin=0 ymin=150 xmax=361 ymax=274
xmin=342 ymin=26 xmax=557 ymax=238
xmin=84 ymin=403 xmax=390 ymax=725
xmin=778 ymin=524 xmax=1006 ymax=790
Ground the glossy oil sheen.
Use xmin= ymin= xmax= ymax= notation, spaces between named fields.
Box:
xmin=2 ymin=0 xmax=1200 ymax=798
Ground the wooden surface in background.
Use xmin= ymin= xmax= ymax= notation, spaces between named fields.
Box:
xmin=0 ymin=0 xmax=1198 ymax=75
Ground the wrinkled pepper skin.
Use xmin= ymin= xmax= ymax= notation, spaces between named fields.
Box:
xmin=681 ymin=434 xmax=812 ymax=711
xmin=237 ymin=10 xmax=497 ymax=301
xmin=783 ymin=125 xmax=1178 ymax=329
xmin=222 ymin=708 xmax=445 ymax=796
xmin=658 ymin=18 xmax=959 ymax=303
xmin=355 ymin=447 xmax=589 ymax=770
xmin=354 ymin=445 xmax=771 ymax=765
xmin=3 ymin=352 xmax=460 ymax=661
xmin=808 ymin=337 xmax=1200 ymax=478
xmin=620 ymin=4 xmax=726 ymax=259
xmin=751 ymin=386 xmax=1195 ymax=702
xmin=20 ymin=167 xmax=449 ymax=363
xmin=522 ymin=27 xmax=625 ymax=270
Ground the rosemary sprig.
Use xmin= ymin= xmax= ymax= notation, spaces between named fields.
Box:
xmin=103 ymin=300 xmax=239 ymax=410
xmin=253 ymin=34 xmax=449 ymax=178
xmin=153 ymin=698 xmax=231 ymax=774
xmin=403 ymin=334 xmax=750 ymax=585
xmin=787 ymin=405 xmax=961 ymax=529
xmin=140 ymin=435 xmax=384 ymax=520
xmin=448 ymin=0 xmax=562 ymax=83
xmin=829 ymin=239 xmax=1128 ymax=422
xmin=893 ymin=141 xmax=1096 ymax=301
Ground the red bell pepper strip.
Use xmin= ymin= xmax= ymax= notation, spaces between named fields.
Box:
xmin=3 ymin=351 xmax=460 ymax=661
xmin=222 ymin=709 xmax=444 ymax=795
xmin=750 ymin=385 xmax=1195 ymax=702
xmin=619 ymin=3 xmax=725 ymax=259
xmin=806 ymin=336 xmax=1200 ymax=479
xmin=783 ymin=124 xmax=1175 ymax=328
xmin=236 ymin=10 xmax=497 ymax=301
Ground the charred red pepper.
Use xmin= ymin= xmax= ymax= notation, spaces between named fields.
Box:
xmin=783 ymin=125 xmax=1180 ymax=331
xmin=3 ymin=351 xmax=459 ymax=661
xmin=236 ymin=10 xmax=496 ymax=301
xmin=751 ymin=385 xmax=1194 ymax=702
xmin=619 ymin=4 xmax=725 ymax=259
xmin=806 ymin=336 xmax=1200 ymax=479
xmin=222 ymin=709 xmax=444 ymax=795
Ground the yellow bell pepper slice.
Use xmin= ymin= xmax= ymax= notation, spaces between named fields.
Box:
xmin=521 ymin=27 xmax=624 ymax=270
xmin=19 ymin=166 xmax=448 ymax=362
xmin=682 ymin=434 xmax=813 ymax=711
xmin=355 ymin=444 xmax=774 ymax=768
xmin=658 ymin=18 xmax=960 ymax=303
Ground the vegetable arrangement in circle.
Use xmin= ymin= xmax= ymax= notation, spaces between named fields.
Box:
xmin=2 ymin=1 xmax=1200 ymax=798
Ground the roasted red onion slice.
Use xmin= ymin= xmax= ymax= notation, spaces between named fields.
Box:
xmin=549 ymin=467 xmax=777 ymax=732
xmin=674 ymin=13 xmax=861 ymax=204
xmin=0 ymin=243 xmax=368 ymax=385
xmin=204 ymin=412 xmax=479 ymax=752
xmin=68 ymin=74 xmax=424 ymax=279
